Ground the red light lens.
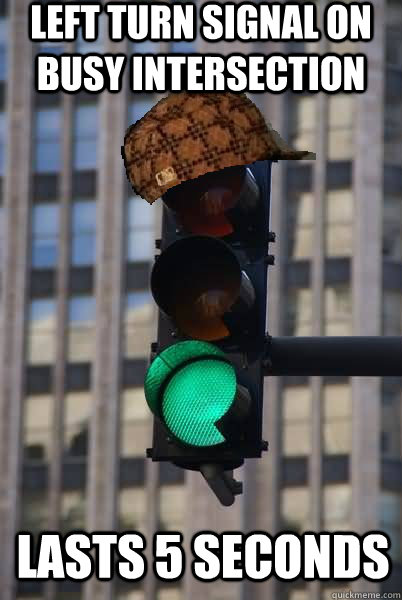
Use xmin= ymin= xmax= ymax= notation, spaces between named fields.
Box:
xmin=163 ymin=169 xmax=244 ymax=237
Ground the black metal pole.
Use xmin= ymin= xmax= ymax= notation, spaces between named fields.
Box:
xmin=264 ymin=337 xmax=402 ymax=377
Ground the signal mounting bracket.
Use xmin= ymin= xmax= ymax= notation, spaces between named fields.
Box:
xmin=200 ymin=464 xmax=243 ymax=507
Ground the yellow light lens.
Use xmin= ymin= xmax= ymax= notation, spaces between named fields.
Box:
xmin=151 ymin=237 xmax=243 ymax=341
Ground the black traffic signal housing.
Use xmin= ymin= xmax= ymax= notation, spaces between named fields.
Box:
xmin=144 ymin=161 xmax=273 ymax=505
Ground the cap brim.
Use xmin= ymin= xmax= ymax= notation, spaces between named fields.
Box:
xmin=266 ymin=126 xmax=316 ymax=160
xmin=270 ymin=150 xmax=316 ymax=160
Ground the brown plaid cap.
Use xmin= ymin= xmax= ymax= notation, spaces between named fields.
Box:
xmin=122 ymin=92 xmax=315 ymax=204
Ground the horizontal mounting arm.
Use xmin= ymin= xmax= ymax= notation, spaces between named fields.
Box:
xmin=264 ymin=337 xmax=402 ymax=377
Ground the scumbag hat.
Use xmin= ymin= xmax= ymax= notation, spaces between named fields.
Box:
xmin=122 ymin=92 xmax=315 ymax=204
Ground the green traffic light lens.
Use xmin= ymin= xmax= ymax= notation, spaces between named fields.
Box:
xmin=162 ymin=358 xmax=236 ymax=447
xmin=144 ymin=341 xmax=237 ymax=447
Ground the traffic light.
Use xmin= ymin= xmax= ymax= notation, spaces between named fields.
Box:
xmin=145 ymin=161 xmax=273 ymax=505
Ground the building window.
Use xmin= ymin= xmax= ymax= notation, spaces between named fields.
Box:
xmin=327 ymin=40 xmax=359 ymax=57
xmin=126 ymin=195 xmax=154 ymax=263
xmin=157 ymin=591 xmax=183 ymax=600
xmin=119 ymin=487 xmax=147 ymax=533
xmin=27 ymin=298 xmax=57 ymax=364
xmin=171 ymin=40 xmax=195 ymax=53
xmin=124 ymin=290 xmax=154 ymax=359
xmin=73 ymin=104 xmax=98 ymax=171
xmin=31 ymin=203 xmax=59 ymax=268
xmin=386 ymin=27 xmax=402 ymax=68
xmin=328 ymin=94 xmax=355 ymax=160
xmin=281 ymin=487 xmax=310 ymax=533
xmin=132 ymin=40 xmax=159 ymax=54
xmin=0 ymin=18 xmax=8 ymax=81
xmin=384 ymin=3 xmax=402 ymax=165
xmin=159 ymin=484 xmax=186 ymax=531
xmin=61 ymin=490 xmax=86 ymax=532
xmin=128 ymin=95 xmax=155 ymax=125
xmin=0 ymin=111 xmax=6 ymax=176
xmin=23 ymin=395 xmax=53 ymax=462
xmin=117 ymin=592 xmax=145 ymax=600
xmin=33 ymin=108 xmax=62 ymax=173
xmin=325 ymin=189 xmax=354 ymax=257
xmin=380 ymin=492 xmax=401 ymax=561
xmin=281 ymin=590 xmax=310 ymax=600
xmin=68 ymin=295 xmax=95 ymax=362
xmin=324 ymin=285 xmax=352 ymax=336
xmin=121 ymin=387 xmax=150 ymax=457
xmin=323 ymin=484 xmax=351 ymax=531
xmin=71 ymin=200 xmax=96 ymax=266
xmin=384 ymin=86 xmax=402 ymax=166
xmin=383 ymin=291 xmax=402 ymax=335
xmin=64 ymin=392 xmax=91 ymax=458
xmin=282 ymin=386 xmax=311 ymax=456
xmin=287 ymin=191 xmax=314 ymax=259
xmin=289 ymin=95 xmax=316 ymax=154
xmin=285 ymin=288 xmax=313 ymax=336
xmin=21 ymin=490 xmax=48 ymax=537
xmin=75 ymin=16 xmax=104 ymax=53
xmin=37 ymin=41 xmax=64 ymax=56
xmin=323 ymin=384 xmax=351 ymax=455
xmin=383 ymin=195 xmax=402 ymax=261
xmin=0 ymin=204 xmax=4 ymax=267
xmin=284 ymin=592 xmax=308 ymax=600
xmin=321 ymin=591 xmax=349 ymax=600
xmin=381 ymin=387 xmax=401 ymax=459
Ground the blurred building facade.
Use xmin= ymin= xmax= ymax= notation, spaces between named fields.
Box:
xmin=0 ymin=1 xmax=400 ymax=599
